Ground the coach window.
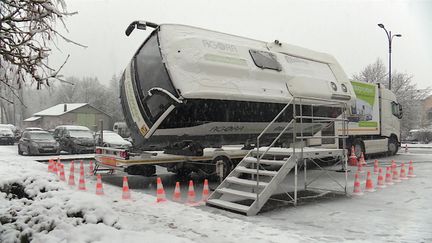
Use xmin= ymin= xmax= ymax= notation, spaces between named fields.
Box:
xmin=249 ymin=49 xmax=282 ymax=71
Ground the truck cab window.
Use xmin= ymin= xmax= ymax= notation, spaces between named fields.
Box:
xmin=391 ymin=101 xmax=402 ymax=119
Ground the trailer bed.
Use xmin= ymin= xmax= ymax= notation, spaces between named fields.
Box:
xmin=94 ymin=145 xmax=249 ymax=170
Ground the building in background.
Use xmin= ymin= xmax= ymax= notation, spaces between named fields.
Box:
xmin=23 ymin=103 xmax=112 ymax=131
xmin=422 ymin=95 xmax=432 ymax=127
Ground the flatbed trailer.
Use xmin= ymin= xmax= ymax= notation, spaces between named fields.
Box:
xmin=94 ymin=145 xmax=250 ymax=177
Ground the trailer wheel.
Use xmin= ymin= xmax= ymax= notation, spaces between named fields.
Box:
xmin=352 ymin=139 xmax=364 ymax=158
xmin=388 ymin=136 xmax=399 ymax=155
xmin=26 ymin=146 xmax=33 ymax=156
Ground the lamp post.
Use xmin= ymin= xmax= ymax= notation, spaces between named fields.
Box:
xmin=377 ymin=23 xmax=402 ymax=91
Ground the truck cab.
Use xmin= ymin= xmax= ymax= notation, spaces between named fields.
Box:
xmin=379 ymin=85 xmax=402 ymax=154
xmin=342 ymin=81 xmax=402 ymax=156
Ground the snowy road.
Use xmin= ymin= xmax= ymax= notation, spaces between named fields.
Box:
xmin=1 ymin=144 xmax=431 ymax=242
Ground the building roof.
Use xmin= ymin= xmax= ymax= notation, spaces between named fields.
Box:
xmin=23 ymin=116 xmax=42 ymax=122
xmin=33 ymin=103 xmax=87 ymax=116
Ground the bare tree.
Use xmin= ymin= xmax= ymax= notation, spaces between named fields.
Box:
xmin=0 ymin=0 xmax=84 ymax=104
xmin=352 ymin=58 xmax=387 ymax=84
xmin=105 ymin=74 xmax=124 ymax=122
xmin=352 ymin=58 xmax=430 ymax=138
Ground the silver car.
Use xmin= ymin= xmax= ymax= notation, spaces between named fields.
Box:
xmin=0 ymin=128 xmax=14 ymax=145
xmin=94 ymin=130 xmax=132 ymax=149
xmin=18 ymin=131 xmax=60 ymax=155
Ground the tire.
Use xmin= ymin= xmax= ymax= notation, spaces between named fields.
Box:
xmin=352 ymin=139 xmax=365 ymax=158
xmin=27 ymin=146 xmax=32 ymax=156
xmin=388 ymin=136 xmax=398 ymax=156
xmin=18 ymin=145 xmax=23 ymax=155
xmin=68 ymin=146 xmax=76 ymax=154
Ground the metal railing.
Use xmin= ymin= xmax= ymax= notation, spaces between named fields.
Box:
xmin=254 ymin=96 xmax=349 ymax=205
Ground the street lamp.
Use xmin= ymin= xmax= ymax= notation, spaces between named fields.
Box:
xmin=377 ymin=23 xmax=402 ymax=91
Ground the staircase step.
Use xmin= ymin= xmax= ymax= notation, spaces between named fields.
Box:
xmin=243 ymin=157 xmax=286 ymax=166
xmin=216 ymin=187 xmax=258 ymax=200
xmin=235 ymin=166 xmax=278 ymax=176
xmin=206 ymin=199 xmax=250 ymax=213
xmin=225 ymin=177 xmax=269 ymax=187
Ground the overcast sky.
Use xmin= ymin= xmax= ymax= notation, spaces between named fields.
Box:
xmin=50 ymin=0 xmax=432 ymax=89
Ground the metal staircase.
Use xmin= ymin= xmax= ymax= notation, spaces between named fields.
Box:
xmin=208 ymin=151 xmax=297 ymax=215
xmin=207 ymin=96 xmax=349 ymax=216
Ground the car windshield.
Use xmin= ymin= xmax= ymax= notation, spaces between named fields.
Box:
xmin=29 ymin=133 xmax=54 ymax=140
xmin=103 ymin=132 xmax=127 ymax=142
xmin=69 ymin=130 xmax=93 ymax=138
xmin=104 ymin=132 xmax=121 ymax=139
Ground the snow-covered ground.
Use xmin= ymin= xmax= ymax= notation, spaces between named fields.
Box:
xmin=402 ymin=143 xmax=432 ymax=149
xmin=1 ymin=145 xmax=431 ymax=242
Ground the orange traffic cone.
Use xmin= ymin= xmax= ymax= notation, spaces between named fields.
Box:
xmin=48 ymin=159 xmax=53 ymax=172
xmin=122 ymin=176 xmax=131 ymax=200
xmin=59 ymin=164 xmax=66 ymax=181
xmin=408 ymin=161 xmax=416 ymax=178
xmin=349 ymin=146 xmax=358 ymax=166
xmin=53 ymin=159 xmax=58 ymax=174
xmin=385 ymin=166 xmax=393 ymax=185
xmin=70 ymin=160 xmax=75 ymax=173
xmin=186 ymin=180 xmax=196 ymax=204
xmin=391 ymin=160 xmax=396 ymax=171
xmin=376 ymin=167 xmax=386 ymax=189
xmin=393 ymin=165 xmax=401 ymax=183
xmin=400 ymin=163 xmax=408 ymax=180
xmin=373 ymin=160 xmax=379 ymax=174
xmin=172 ymin=182 xmax=182 ymax=203
xmin=80 ymin=160 xmax=84 ymax=174
xmin=95 ymin=174 xmax=104 ymax=195
xmin=357 ymin=159 xmax=364 ymax=173
xmin=57 ymin=158 xmax=62 ymax=174
xmin=365 ymin=170 xmax=375 ymax=192
xmin=68 ymin=161 xmax=75 ymax=186
xmin=352 ymin=173 xmax=363 ymax=196
xmin=201 ymin=179 xmax=210 ymax=203
xmin=78 ymin=169 xmax=86 ymax=191
xmin=89 ymin=161 xmax=94 ymax=176
xmin=359 ymin=152 xmax=366 ymax=166
xmin=156 ymin=177 xmax=167 ymax=203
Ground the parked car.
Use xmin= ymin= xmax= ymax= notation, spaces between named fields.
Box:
xmin=0 ymin=128 xmax=15 ymax=145
xmin=113 ymin=122 xmax=131 ymax=138
xmin=0 ymin=124 xmax=20 ymax=141
xmin=54 ymin=125 xmax=95 ymax=154
xmin=94 ymin=130 xmax=132 ymax=149
xmin=18 ymin=131 xmax=60 ymax=155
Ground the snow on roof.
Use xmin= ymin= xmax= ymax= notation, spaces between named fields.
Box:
xmin=34 ymin=103 xmax=87 ymax=116
xmin=54 ymin=125 xmax=90 ymax=130
xmin=23 ymin=116 xmax=41 ymax=122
